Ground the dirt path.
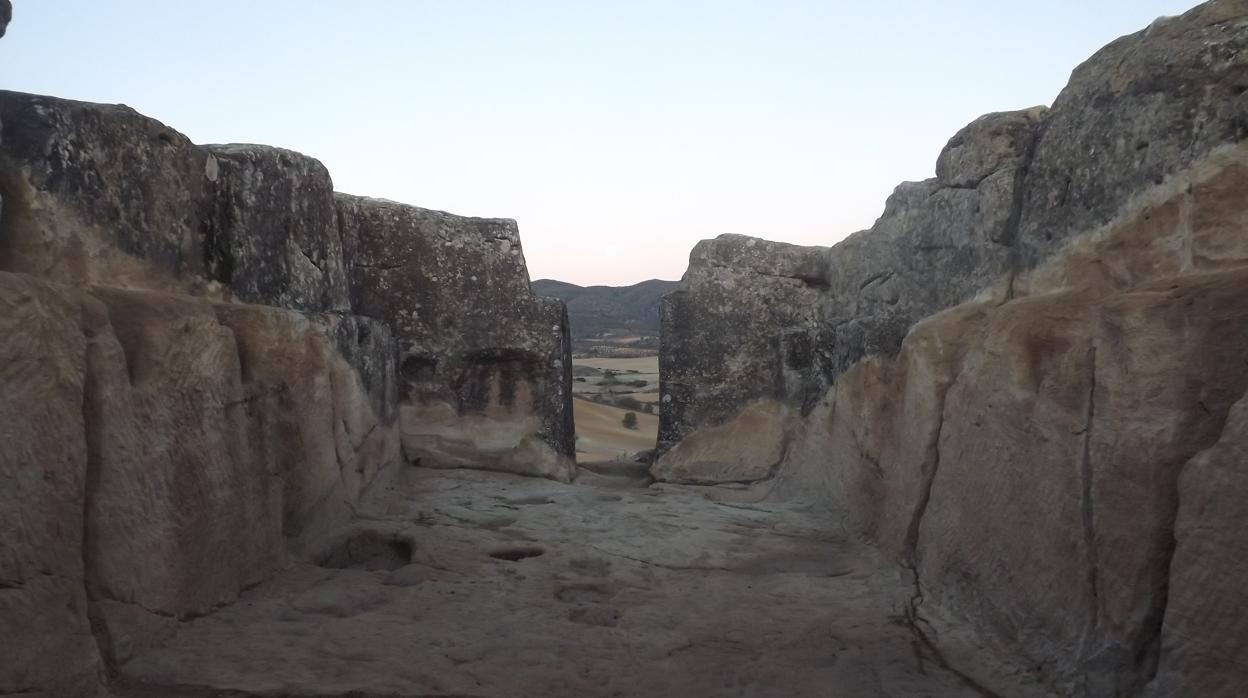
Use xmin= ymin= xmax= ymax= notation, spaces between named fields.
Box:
xmin=117 ymin=468 xmax=1050 ymax=697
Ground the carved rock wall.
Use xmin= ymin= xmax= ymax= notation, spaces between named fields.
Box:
xmin=0 ymin=88 xmax=569 ymax=695
xmin=337 ymin=195 xmax=575 ymax=481
xmin=657 ymin=1 xmax=1248 ymax=693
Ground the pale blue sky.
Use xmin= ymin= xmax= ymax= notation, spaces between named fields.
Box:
xmin=2 ymin=1 xmax=1199 ymax=284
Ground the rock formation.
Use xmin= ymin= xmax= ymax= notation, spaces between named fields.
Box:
xmin=337 ymin=196 xmax=575 ymax=480
xmin=4 ymin=0 xmax=1248 ymax=695
xmin=0 ymin=88 xmax=572 ymax=696
xmin=658 ymin=1 xmax=1248 ymax=694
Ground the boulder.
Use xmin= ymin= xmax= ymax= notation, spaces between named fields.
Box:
xmin=0 ymin=92 xmax=217 ymax=294
xmin=0 ymin=92 xmax=353 ymax=313
xmin=204 ymin=144 xmax=350 ymax=312
xmin=657 ymin=235 xmax=832 ymax=468
xmin=653 ymin=108 xmax=1043 ymax=482
xmin=337 ymin=194 xmax=575 ymax=481
xmin=1014 ymin=0 xmax=1248 ymax=269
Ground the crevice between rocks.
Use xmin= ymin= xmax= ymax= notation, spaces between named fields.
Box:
xmin=999 ymin=111 xmax=1049 ymax=302
xmin=79 ymin=320 xmax=116 ymax=675
xmin=1132 ymin=381 xmax=1248 ymax=689
xmin=702 ymin=260 xmax=830 ymax=289
xmin=901 ymin=381 xmax=953 ymax=567
xmin=1078 ymin=345 xmax=1102 ymax=660
xmin=893 ymin=349 xmax=1008 ymax=696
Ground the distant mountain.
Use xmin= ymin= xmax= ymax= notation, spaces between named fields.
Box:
xmin=532 ymin=278 xmax=679 ymax=340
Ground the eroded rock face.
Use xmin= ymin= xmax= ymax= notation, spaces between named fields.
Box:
xmin=0 ymin=273 xmax=401 ymax=688
xmin=1147 ymin=391 xmax=1248 ymax=697
xmin=0 ymin=89 xmax=572 ymax=484
xmin=1 ymin=0 xmax=12 ymax=38
xmin=0 ymin=92 xmax=217 ymax=293
xmin=657 ymin=235 xmax=831 ymax=467
xmin=661 ymin=0 xmax=1248 ymax=475
xmin=0 ymin=93 xmax=352 ymax=313
xmin=778 ymin=143 xmax=1248 ymax=695
xmin=0 ymin=85 xmax=570 ymax=695
xmin=205 ymin=144 xmax=351 ymax=312
xmin=338 ymin=195 xmax=575 ymax=481
xmin=1014 ymin=0 xmax=1248 ymax=269
xmin=660 ymin=1 xmax=1248 ymax=693
xmin=655 ymin=107 xmax=1045 ymax=479
xmin=0 ymin=275 xmax=103 ymax=697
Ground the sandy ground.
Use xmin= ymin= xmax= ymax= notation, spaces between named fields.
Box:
xmin=573 ymin=397 xmax=658 ymax=463
xmin=115 ymin=468 xmax=1052 ymax=698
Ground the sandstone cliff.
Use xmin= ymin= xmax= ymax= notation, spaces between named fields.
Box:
xmin=657 ymin=1 xmax=1248 ymax=695
xmin=0 ymin=89 xmax=572 ymax=695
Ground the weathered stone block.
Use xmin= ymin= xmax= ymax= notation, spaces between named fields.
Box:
xmin=337 ymin=194 xmax=575 ymax=480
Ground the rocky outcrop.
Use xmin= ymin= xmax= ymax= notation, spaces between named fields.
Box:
xmin=0 ymin=94 xmax=219 ymax=295
xmin=0 ymin=94 xmax=353 ymax=313
xmin=337 ymin=195 xmax=575 ymax=481
xmin=657 ymin=235 xmax=830 ymax=464
xmin=0 ymin=0 xmax=11 ymax=38
xmin=205 ymin=144 xmax=351 ymax=312
xmin=0 ymin=275 xmax=104 ymax=698
xmin=658 ymin=0 xmax=1248 ymax=694
xmin=659 ymin=0 xmax=1248 ymax=473
xmin=1147 ymin=389 xmax=1248 ymax=696
xmin=0 ymin=88 xmax=570 ymax=695
xmin=0 ymin=272 xmax=401 ymax=695
xmin=655 ymin=107 xmax=1046 ymax=476
xmin=811 ymin=157 xmax=1248 ymax=693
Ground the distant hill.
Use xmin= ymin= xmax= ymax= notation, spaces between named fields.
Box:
xmin=532 ymin=278 xmax=679 ymax=341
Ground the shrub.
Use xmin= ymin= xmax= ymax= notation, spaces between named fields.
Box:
xmin=622 ymin=412 xmax=638 ymax=430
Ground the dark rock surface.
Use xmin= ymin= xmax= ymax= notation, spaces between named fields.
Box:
xmin=0 ymin=0 xmax=11 ymax=38
xmin=1015 ymin=0 xmax=1248 ymax=269
xmin=338 ymin=195 xmax=576 ymax=480
xmin=0 ymin=92 xmax=217 ymax=291
xmin=0 ymin=93 xmax=351 ymax=313
xmin=0 ymin=89 xmax=573 ymax=482
xmin=659 ymin=0 xmax=1248 ymax=466
xmin=656 ymin=108 xmax=1044 ymax=463
xmin=658 ymin=235 xmax=831 ymax=456
xmin=205 ymin=144 xmax=350 ymax=312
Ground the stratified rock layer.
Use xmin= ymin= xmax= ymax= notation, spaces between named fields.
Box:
xmin=658 ymin=1 xmax=1248 ymax=694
